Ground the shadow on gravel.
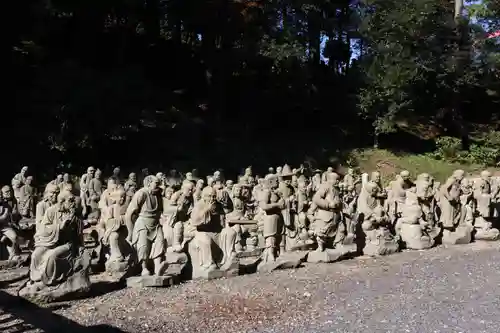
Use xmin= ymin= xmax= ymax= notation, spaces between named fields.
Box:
xmin=0 ymin=290 xmax=127 ymax=333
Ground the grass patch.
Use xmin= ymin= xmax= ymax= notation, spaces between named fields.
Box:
xmin=346 ymin=149 xmax=485 ymax=184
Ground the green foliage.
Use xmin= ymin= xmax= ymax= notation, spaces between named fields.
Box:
xmin=428 ymin=134 xmax=500 ymax=166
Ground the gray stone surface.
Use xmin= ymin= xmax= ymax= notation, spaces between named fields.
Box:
xmin=126 ymin=275 xmax=174 ymax=288
xmin=3 ymin=242 xmax=500 ymax=332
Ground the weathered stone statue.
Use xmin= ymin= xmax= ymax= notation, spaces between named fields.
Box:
xmin=36 ymin=184 xmax=60 ymax=226
xmin=193 ymin=179 xmax=204 ymax=203
xmin=101 ymin=189 xmax=134 ymax=273
xmin=12 ymin=166 xmax=28 ymax=187
xmin=460 ymin=178 xmax=476 ymax=227
xmin=398 ymin=189 xmax=435 ymax=250
xmin=473 ymin=170 xmax=500 ymax=241
xmin=125 ymin=175 xmax=166 ymax=277
xmin=414 ymin=173 xmax=441 ymax=241
xmin=161 ymin=181 xmax=193 ymax=252
xmin=124 ymin=172 xmax=138 ymax=206
xmin=439 ymin=170 xmax=472 ymax=245
xmin=79 ymin=167 xmax=96 ymax=215
xmin=308 ymin=172 xmax=355 ymax=262
xmin=18 ymin=176 xmax=36 ymax=222
xmin=0 ymin=186 xmax=21 ymax=263
xmin=295 ymin=178 xmax=313 ymax=246
xmin=387 ymin=170 xmax=414 ymax=224
xmin=185 ymin=187 xmax=237 ymax=279
xmin=361 ymin=204 xmax=399 ymax=256
xmin=21 ymin=191 xmax=91 ymax=301
xmin=278 ymin=165 xmax=298 ymax=251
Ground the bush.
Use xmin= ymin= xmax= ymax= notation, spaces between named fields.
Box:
xmin=429 ymin=134 xmax=500 ymax=166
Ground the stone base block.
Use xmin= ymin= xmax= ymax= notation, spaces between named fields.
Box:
xmin=126 ymin=275 xmax=174 ymax=288
xmin=19 ymin=271 xmax=91 ymax=303
xmin=257 ymin=251 xmax=307 ymax=273
xmin=193 ymin=257 xmax=239 ymax=280
xmin=442 ymin=226 xmax=472 ymax=245
xmin=307 ymin=244 xmax=356 ymax=263
xmin=475 ymin=227 xmax=500 ymax=241
xmin=363 ymin=239 xmax=400 ymax=257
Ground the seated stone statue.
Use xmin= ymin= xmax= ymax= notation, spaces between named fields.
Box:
xmin=397 ymin=189 xmax=435 ymax=250
xmin=473 ymin=170 xmax=500 ymax=241
xmin=185 ymin=187 xmax=236 ymax=279
xmin=361 ymin=205 xmax=399 ymax=256
xmin=21 ymin=191 xmax=90 ymax=300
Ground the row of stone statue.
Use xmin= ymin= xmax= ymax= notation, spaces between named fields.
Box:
xmin=1 ymin=164 xmax=499 ymax=301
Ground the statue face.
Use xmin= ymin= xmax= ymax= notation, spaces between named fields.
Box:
xmin=164 ymin=187 xmax=174 ymax=199
xmin=87 ymin=168 xmax=95 ymax=176
xmin=2 ymin=188 xmax=11 ymax=199
xmin=57 ymin=175 xmax=63 ymax=181
xmin=26 ymin=177 xmax=33 ymax=185
xmin=148 ymin=178 xmax=161 ymax=193
xmin=108 ymin=179 xmax=117 ymax=191
xmin=233 ymin=186 xmax=241 ymax=197
xmin=63 ymin=174 xmax=70 ymax=182
xmin=203 ymin=189 xmax=216 ymax=203
xmin=48 ymin=188 xmax=59 ymax=204
xmin=113 ymin=168 xmax=120 ymax=176
xmin=95 ymin=170 xmax=102 ymax=179
xmin=21 ymin=167 xmax=28 ymax=175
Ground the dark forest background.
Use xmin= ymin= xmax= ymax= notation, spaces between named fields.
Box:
xmin=5 ymin=0 xmax=500 ymax=183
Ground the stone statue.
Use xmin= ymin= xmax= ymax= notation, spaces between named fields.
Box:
xmin=473 ymin=170 xmax=500 ymax=240
xmin=12 ymin=166 xmax=29 ymax=187
xmin=439 ymin=170 xmax=472 ymax=244
xmin=101 ymin=189 xmax=134 ymax=273
xmin=278 ymin=165 xmax=297 ymax=251
xmin=398 ymin=189 xmax=435 ymax=250
xmin=79 ymin=167 xmax=96 ymax=215
xmin=258 ymin=174 xmax=284 ymax=263
xmin=36 ymin=184 xmax=60 ymax=226
xmin=125 ymin=175 xmax=166 ymax=276
xmin=19 ymin=176 xmax=36 ymax=219
xmin=0 ymin=186 xmax=21 ymax=262
xmin=21 ymin=191 xmax=91 ymax=301
xmin=185 ymin=187 xmax=236 ymax=279
xmin=361 ymin=204 xmax=399 ymax=256
xmin=123 ymin=172 xmax=138 ymax=206
xmin=161 ymin=181 xmax=193 ymax=253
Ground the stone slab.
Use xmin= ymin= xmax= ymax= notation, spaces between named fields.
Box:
xmin=257 ymin=251 xmax=308 ymax=273
xmin=126 ymin=275 xmax=174 ymax=288
xmin=307 ymin=245 xmax=356 ymax=263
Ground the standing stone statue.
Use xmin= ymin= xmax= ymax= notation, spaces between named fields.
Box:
xmin=473 ymin=170 xmax=500 ymax=240
xmin=398 ymin=189 xmax=435 ymax=250
xmin=19 ymin=176 xmax=36 ymax=220
xmin=125 ymin=175 xmax=166 ymax=276
xmin=36 ymin=184 xmax=60 ymax=226
xmin=101 ymin=189 xmax=134 ymax=273
xmin=79 ymin=167 xmax=95 ymax=216
xmin=21 ymin=191 xmax=91 ymax=301
xmin=361 ymin=204 xmax=399 ymax=256
xmin=124 ymin=172 xmax=138 ymax=206
xmin=0 ymin=187 xmax=21 ymax=263
xmin=439 ymin=170 xmax=472 ymax=244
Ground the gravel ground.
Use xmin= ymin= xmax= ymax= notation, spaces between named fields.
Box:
xmin=2 ymin=242 xmax=500 ymax=333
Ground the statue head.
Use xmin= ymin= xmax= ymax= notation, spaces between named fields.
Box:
xmin=244 ymin=167 xmax=252 ymax=176
xmin=452 ymin=169 xmax=465 ymax=181
xmin=225 ymin=180 xmax=234 ymax=189
xmin=63 ymin=173 xmax=70 ymax=182
xmin=418 ymin=173 xmax=430 ymax=182
xmin=347 ymin=168 xmax=354 ymax=175
xmin=371 ymin=171 xmax=381 ymax=184
xmin=202 ymin=186 xmax=216 ymax=204
xmin=181 ymin=181 xmax=194 ymax=197
xmin=365 ymin=181 xmax=378 ymax=196
xmin=12 ymin=179 xmax=21 ymax=189
xmin=265 ymin=174 xmax=279 ymax=190
xmin=276 ymin=166 xmax=282 ymax=175
xmin=233 ymin=184 xmax=242 ymax=197
xmin=95 ymin=169 xmax=102 ymax=179
xmin=1 ymin=186 xmax=11 ymax=199
xmin=196 ymin=179 xmax=205 ymax=189
xmin=481 ymin=170 xmax=492 ymax=180
xmin=113 ymin=167 xmax=120 ymax=177
xmin=112 ymin=189 xmax=126 ymax=205
xmin=326 ymin=172 xmax=340 ymax=186
xmin=56 ymin=174 xmax=63 ymax=182
xmin=214 ymin=170 xmax=221 ymax=179
xmin=107 ymin=178 xmax=117 ymax=191
xmin=25 ymin=176 xmax=33 ymax=185
xmin=268 ymin=167 xmax=274 ymax=174
xmin=57 ymin=191 xmax=76 ymax=213
xmin=129 ymin=172 xmax=136 ymax=181
xmin=400 ymin=170 xmax=410 ymax=182
xmin=144 ymin=175 xmax=161 ymax=194
xmin=21 ymin=166 xmax=28 ymax=176
xmin=207 ymin=176 xmax=215 ymax=187
xmin=45 ymin=184 xmax=60 ymax=204
xmin=87 ymin=166 xmax=95 ymax=176
xmin=164 ymin=186 xmax=174 ymax=200
xmin=327 ymin=167 xmax=333 ymax=173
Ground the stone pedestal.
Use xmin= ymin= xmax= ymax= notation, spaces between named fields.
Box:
xmin=257 ymin=251 xmax=307 ymax=273
xmin=307 ymin=244 xmax=356 ymax=263
xmin=363 ymin=238 xmax=399 ymax=257
xmin=400 ymin=224 xmax=435 ymax=250
xmin=442 ymin=225 xmax=472 ymax=245
xmin=474 ymin=227 xmax=500 ymax=241
xmin=126 ymin=275 xmax=174 ymax=288
xmin=19 ymin=270 xmax=91 ymax=303
xmin=192 ymin=257 xmax=239 ymax=280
